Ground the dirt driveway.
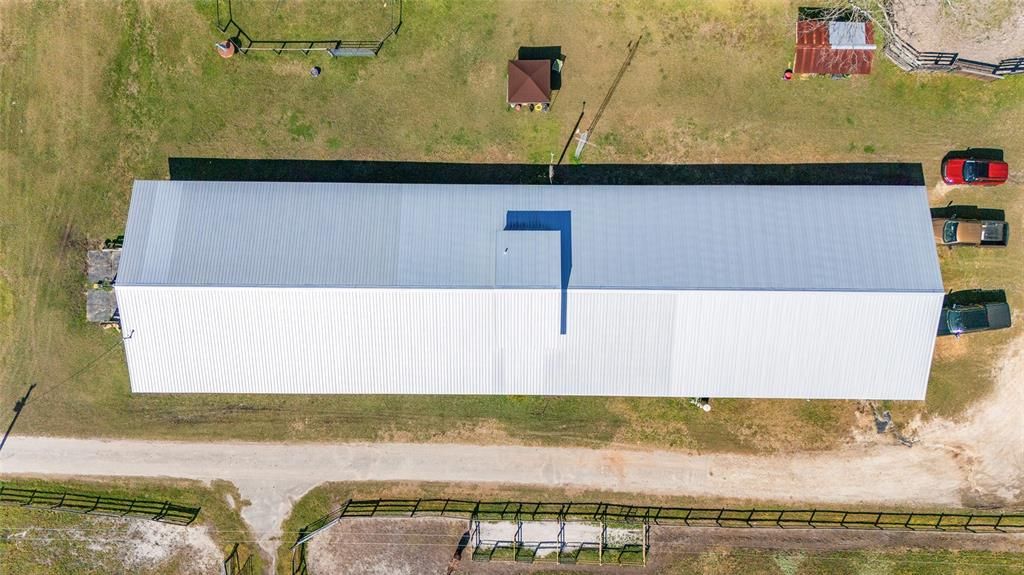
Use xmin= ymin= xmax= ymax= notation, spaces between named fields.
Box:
xmin=2 ymin=333 xmax=1021 ymax=567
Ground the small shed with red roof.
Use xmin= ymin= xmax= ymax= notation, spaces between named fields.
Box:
xmin=508 ymin=60 xmax=552 ymax=105
xmin=794 ymin=8 xmax=875 ymax=75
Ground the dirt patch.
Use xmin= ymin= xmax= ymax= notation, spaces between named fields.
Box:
xmin=380 ymin=419 xmax=517 ymax=445
xmin=306 ymin=517 xmax=469 ymax=575
xmin=929 ymin=180 xmax=956 ymax=203
xmin=2 ymin=516 xmax=222 ymax=575
xmin=891 ymin=0 xmax=1024 ymax=62
xmin=646 ymin=525 xmax=1024 ymax=557
xmin=932 ymin=334 xmax=972 ymax=361
xmin=303 ymin=517 xmax=1024 ymax=574
xmin=917 ymin=331 xmax=1024 ymax=505
xmin=122 ymin=521 xmax=222 ymax=574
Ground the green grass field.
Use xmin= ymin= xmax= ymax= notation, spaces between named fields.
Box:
xmin=653 ymin=550 xmax=1024 ymax=575
xmin=224 ymin=0 xmax=398 ymax=41
xmin=1 ymin=0 xmax=1022 ymax=452
xmin=0 ymin=476 xmax=258 ymax=574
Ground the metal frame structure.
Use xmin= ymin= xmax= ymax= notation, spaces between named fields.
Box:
xmin=468 ymin=516 xmax=646 ymax=566
xmin=215 ymin=0 xmax=402 ymax=56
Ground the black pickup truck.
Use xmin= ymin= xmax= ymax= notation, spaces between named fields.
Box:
xmin=937 ymin=290 xmax=1012 ymax=337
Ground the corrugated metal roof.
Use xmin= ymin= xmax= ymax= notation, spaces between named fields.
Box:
xmin=828 ymin=22 xmax=868 ymax=48
xmin=116 ymin=286 xmax=943 ymax=399
xmin=495 ymin=231 xmax=561 ymax=288
xmin=794 ymin=20 xmax=875 ymax=75
xmin=115 ymin=180 xmax=943 ymax=399
xmin=118 ymin=181 xmax=942 ymax=293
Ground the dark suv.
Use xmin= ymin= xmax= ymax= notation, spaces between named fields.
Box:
xmin=938 ymin=290 xmax=1012 ymax=337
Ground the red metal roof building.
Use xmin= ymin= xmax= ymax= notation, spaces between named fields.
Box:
xmin=794 ymin=19 xmax=875 ymax=75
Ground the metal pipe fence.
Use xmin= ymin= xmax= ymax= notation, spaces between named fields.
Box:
xmin=0 ymin=484 xmax=200 ymax=526
xmin=883 ymin=33 xmax=1023 ymax=78
xmin=215 ymin=0 xmax=402 ymax=56
xmin=288 ymin=498 xmax=1023 ymax=573
xmin=294 ymin=498 xmax=1024 ymax=548
xmin=223 ymin=543 xmax=256 ymax=575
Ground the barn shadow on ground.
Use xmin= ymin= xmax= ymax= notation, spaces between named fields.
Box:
xmin=169 ymin=158 xmax=925 ymax=186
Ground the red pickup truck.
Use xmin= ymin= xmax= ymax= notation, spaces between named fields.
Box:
xmin=942 ymin=158 xmax=1009 ymax=186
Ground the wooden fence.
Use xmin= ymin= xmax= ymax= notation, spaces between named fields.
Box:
xmin=223 ymin=543 xmax=256 ymax=575
xmin=884 ymin=34 xmax=1024 ymax=80
xmin=0 ymin=484 xmax=200 ymax=525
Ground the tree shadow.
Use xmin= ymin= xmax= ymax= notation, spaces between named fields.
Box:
xmin=169 ymin=158 xmax=925 ymax=186
xmin=518 ymin=46 xmax=564 ymax=90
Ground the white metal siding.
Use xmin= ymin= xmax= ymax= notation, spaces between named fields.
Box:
xmin=116 ymin=286 xmax=942 ymax=399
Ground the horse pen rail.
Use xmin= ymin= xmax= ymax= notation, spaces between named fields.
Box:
xmin=223 ymin=543 xmax=256 ymax=575
xmin=293 ymin=498 xmax=1024 ymax=548
xmin=215 ymin=0 xmax=402 ymax=56
xmin=883 ymin=34 xmax=1024 ymax=79
xmin=288 ymin=498 xmax=1024 ymax=574
xmin=0 ymin=483 xmax=200 ymax=526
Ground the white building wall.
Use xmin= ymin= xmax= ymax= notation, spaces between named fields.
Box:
xmin=116 ymin=286 xmax=942 ymax=400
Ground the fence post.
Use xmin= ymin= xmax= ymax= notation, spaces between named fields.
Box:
xmin=155 ymin=501 xmax=170 ymax=521
xmin=641 ymin=523 xmax=647 ymax=566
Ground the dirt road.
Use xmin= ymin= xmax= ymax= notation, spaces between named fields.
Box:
xmin=0 ymin=435 xmax=967 ymax=553
xmin=2 ymin=335 xmax=1021 ymax=564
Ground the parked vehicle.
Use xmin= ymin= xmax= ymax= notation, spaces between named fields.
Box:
xmin=941 ymin=157 xmax=1009 ymax=186
xmin=937 ymin=290 xmax=1012 ymax=337
xmin=933 ymin=217 xmax=1008 ymax=247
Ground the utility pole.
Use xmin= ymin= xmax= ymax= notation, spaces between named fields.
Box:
xmin=0 ymin=384 xmax=35 ymax=453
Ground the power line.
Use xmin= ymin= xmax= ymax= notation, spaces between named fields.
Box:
xmin=20 ymin=336 xmax=124 ymax=409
